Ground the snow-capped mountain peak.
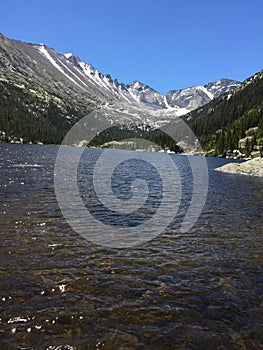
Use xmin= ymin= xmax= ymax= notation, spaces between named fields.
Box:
xmin=64 ymin=53 xmax=73 ymax=59
xmin=166 ymin=78 xmax=240 ymax=111
xmin=126 ymin=81 xmax=166 ymax=107
xmin=64 ymin=52 xmax=81 ymax=66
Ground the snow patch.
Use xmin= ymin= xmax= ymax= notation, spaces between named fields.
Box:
xmin=164 ymin=96 xmax=174 ymax=110
xmin=38 ymin=46 xmax=82 ymax=88
xmin=64 ymin=53 xmax=73 ymax=59
xmin=58 ymin=59 xmax=89 ymax=88
xmin=198 ymin=86 xmax=214 ymax=100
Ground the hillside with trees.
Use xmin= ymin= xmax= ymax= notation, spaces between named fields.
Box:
xmin=0 ymin=81 xmax=91 ymax=144
xmin=187 ymin=71 xmax=263 ymax=158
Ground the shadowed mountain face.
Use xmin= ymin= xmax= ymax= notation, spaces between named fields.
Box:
xmin=0 ymin=32 xmax=240 ymax=139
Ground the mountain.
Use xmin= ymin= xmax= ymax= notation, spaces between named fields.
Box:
xmin=0 ymin=33 xmax=240 ymax=144
xmin=166 ymin=79 xmax=239 ymax=110
xmin=187 ymin=70 xmax=263 ymax=158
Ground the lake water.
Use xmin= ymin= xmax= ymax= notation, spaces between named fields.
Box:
xmin=0 ymin=144 xmax=262 ymax=350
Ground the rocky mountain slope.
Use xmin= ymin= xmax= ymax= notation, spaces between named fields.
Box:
xmin=166 ymin=79 xmax=239 ymax=110
xmin=0 ymin=33 xmax=240 ymax=144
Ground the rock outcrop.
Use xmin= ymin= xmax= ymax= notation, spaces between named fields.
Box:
xmin=216 ymin=157 xmax=263 ymax=176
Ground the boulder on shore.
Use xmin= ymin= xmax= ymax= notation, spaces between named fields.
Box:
xmin=216 ymin=157 xmax=263 ymax=177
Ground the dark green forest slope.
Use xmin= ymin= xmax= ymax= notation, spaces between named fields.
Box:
xmin=0 ymin=81 xmax=90 ymax=144
xmin=187 ymin=71 xmax=263 ymax=158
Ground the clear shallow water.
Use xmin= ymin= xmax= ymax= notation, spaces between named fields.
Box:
xmin=0 ymin=144 xmax=262 ymax=350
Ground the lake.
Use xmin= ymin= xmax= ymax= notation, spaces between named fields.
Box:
xmin=0 ymin=143 xmax=262 ymax=349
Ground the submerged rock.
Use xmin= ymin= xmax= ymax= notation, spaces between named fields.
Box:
xmin=216 ymin=157 xmax=263 ymax=176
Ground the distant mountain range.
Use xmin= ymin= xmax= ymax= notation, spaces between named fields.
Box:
xmin=0 ymin=32 xmax=262 ymax=158
xmin=0 ymin=33 xmax=238 ymax=136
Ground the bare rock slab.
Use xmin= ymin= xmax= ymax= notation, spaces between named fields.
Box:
xmin=216 ymin=157 xmax=263 ymax=177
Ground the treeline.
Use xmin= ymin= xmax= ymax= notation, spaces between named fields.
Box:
xmin=187 ymin=72 xmax=263 ymax=157
xmin=90 ymin=125 xmax=183 ymax=152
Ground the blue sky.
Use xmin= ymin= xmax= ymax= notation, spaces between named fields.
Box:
xmin=1 ymin=0 xmax=263 ymax=94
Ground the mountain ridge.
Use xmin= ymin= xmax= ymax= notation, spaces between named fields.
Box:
xmin=0 ymin=33 xmax=240 ymax=113
xmin=0 ymin=32 xmax=250 ymax=148
xmin=61 ymin=48 xmax=240 ymax=112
